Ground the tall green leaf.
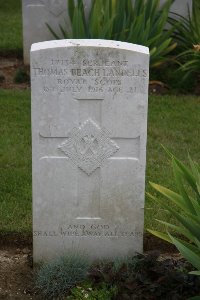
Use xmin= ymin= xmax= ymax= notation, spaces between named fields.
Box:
xmin=172 ymin=159 xmax=196 ymax=215
xmin=148 ymin=153 xmax=200 ymax=277
xmin=46 ymin=0 xmax=175 ymax=67
xmin=169 ymin=234 xmax=200 ymax=271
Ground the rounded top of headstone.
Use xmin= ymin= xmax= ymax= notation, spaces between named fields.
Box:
xmin=31 ymin=39 xmax=149 ymax=55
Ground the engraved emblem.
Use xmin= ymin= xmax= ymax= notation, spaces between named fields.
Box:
xmin=58 ymin=119 xmax=119 ymax=175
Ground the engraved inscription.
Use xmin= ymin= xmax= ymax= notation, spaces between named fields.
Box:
xmin=32 ymin=66 xmax=147 ymax=78
xmin=58 ymin=119 xmax=119 ymax=175
xmin=32 ymin=56 xmax=149 ymax=95
xmin=33 ymin=224 xmax=143 ymax=238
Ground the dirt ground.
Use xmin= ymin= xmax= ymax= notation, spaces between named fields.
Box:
xmin=0 ymin=55 xmax=30 ymax=90
xmin=0 ymin=233 xmax=178 ymax=300
xmin=0 ymin=247 xmax=34 ymax=299
xmin=0 ymin=234 xmax=40 ymax=300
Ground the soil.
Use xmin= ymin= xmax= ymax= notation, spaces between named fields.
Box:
xmin=0 ymin=247 xmax=35 ymax=299
xmin=0 ymin=233 xmax=178 ymax=300
xmin=149 ymin=80 xmax=170 ymax=95
xmin=0 ymin=56 xmax=30 ymax=90
xmin=0 ymin=235 xmax=38 ymax=299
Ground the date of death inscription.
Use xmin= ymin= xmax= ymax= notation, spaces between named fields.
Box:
xmin=33 ymin=224 xmax=143 ymax=238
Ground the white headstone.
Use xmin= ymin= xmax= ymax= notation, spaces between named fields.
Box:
xmin=22 ymin=0 xmax=91 ymax=64
xmin=160 ymin=0 xmax=192 ymax=17
xmin=31 ymin=39 xmax=149 ymax=262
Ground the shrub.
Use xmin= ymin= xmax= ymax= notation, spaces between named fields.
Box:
xmin=168 ymin=11 xmax=200 ymax=52
xmin=87 ymin=254 xmax=200 ymax=299
xmin=148 ymin=151 xmax=200 ymax=277
xmin=35 ymin=252 xmax=90 ymax=299
xmin=0 ymin=73 xmax=5 ymax=83
xmin=168 ymin=4 xmax=200 ymax=81
xmin=178 ymin=45 xmax=200 ymax=80
xmin=47 ymin=0 xmax=176 ymax=67
xmin=67 ymin=282 xmax=117 ymax=300
xmin=14 ymin=68 xmax=29 ymax=83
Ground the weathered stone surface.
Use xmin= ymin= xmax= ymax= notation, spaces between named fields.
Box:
xmin=160 ymin=0 xmax=192 ymax=17
xmin=31 ymin=39 xmax=149 ymax=262
xmin=22 ymin=0 xmax=91 ymax=64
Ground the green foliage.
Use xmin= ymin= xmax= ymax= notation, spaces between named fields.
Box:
xmin=67 ymin=282 xmax=117 ymax=300
xmin=47 ymin=0 xmax=176 ymax=67
xmin=169 ymin=10 xmax=200 ymax=52
xmin=35 ymin=253 xmax=90 ymax=299
xmin=168 ymin=5 xmax=200 ymax=80
xmin=0 ymin=89 xmax=31 ymax=233
xmin=178 ymin=47 xmax=200 ymax=79
xmin=148 ymin=152 xmax=200 ymax=276
xmin=14 ymin=68 xmax=30 ymax=84
xmin=193 ymin=0 xmax=200 ymax=30
xmin=116 ymin=0 xmax=176 ymax=67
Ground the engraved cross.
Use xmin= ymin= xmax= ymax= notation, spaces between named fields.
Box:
xmin=57 ymin=97 xmax=140 ymax=219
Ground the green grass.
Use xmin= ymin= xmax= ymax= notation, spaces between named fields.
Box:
xmin=146 ymin=95 xmax=200 ymax=230
xmin=0 ymin=89 xmax=31 ymax=232
xmin=0 ymin=89 xmax=200 ymax=233
xmin=0 ymin=0 xmax=22 ymax=52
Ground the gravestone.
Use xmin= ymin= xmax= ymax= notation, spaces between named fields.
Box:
xmin=31 ymin=39 xmax=149 ymax=262
xmin=22 ymin=0 xmax=91 ymax=64
xmin=160 ymin=0 xmax=192 ymax=17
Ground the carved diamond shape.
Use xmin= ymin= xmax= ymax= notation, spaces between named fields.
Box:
xmin=40 ymin=0 xmax=66 ymax=17
xmin=58 ymin=119 xmax=119 ymax=175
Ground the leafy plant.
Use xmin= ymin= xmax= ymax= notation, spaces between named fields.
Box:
xmin=193 ymin=0 xmax=200 ymax=30
xmin=178 ymin=45 xmax=200 ymax=80
xmin=14 ymin=68 xmax=29 ymax=84
xmin=47 ymin=0 xmax=176 ymax=67
xmin=47 ymin=0 xmax=115 ymax=40
xmin=168 ymin=9 xmax=200 ymax=52
xmin=66 ymin=282 xmax=117 ymax=300
xmin=88 ymin=253 xmax=200 ymax=299
xmin=148 ymin=152 xmax=200 ymax=277
xmin=115 ymin=0 xmax=176 ymax=67
xmin=168 ymin=4 xmax=200 ymax=80
xmin=35 ymin=252 xmax=90 ymax=299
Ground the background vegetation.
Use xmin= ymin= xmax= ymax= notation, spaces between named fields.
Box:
xmin=0 ymin=0 xmax=23 ymax=54
xmin=48 ymin=0 xmax=176 ymax=67
xmin=0 ymin=0 xmax=200 ymax=91
xmin=0 ymin=90 xmax=31 ymax=232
